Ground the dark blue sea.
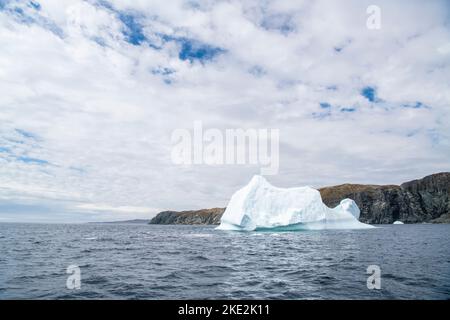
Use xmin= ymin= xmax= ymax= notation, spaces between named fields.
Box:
xmin=0 ymin=223 xmax=449 ymax=299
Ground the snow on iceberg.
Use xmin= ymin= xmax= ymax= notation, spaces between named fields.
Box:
xmin=216 ymin=175 xmax=374 ymax=231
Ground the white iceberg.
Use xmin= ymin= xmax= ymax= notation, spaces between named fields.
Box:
xmin=393 ymin=221 xmax=404 ymax=224
xmin=216 ymin=175 xmax=374 ymax=231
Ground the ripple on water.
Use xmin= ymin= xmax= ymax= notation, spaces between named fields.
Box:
xmin=190 ymin=254 xmax=209 ymax=261
xmin=0 ymin=223 xmax=449 ymax=299
xmin=185 ymin=233 xmax=213 ymax=238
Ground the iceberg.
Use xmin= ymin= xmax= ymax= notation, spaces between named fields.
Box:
xmin=393 ymin=221 xmax=404 ymax=224
xmin=216 ymin=175 xmax=374 ymax=231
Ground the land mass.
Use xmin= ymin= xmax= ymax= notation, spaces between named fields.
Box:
xmin=91 ymin=219 xmax=151 ymax=224
xmin=149 ymin=172 xmax=450 ymax=225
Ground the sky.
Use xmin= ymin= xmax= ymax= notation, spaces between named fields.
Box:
xmin=0 ymin=0 xmax=449 ymax=223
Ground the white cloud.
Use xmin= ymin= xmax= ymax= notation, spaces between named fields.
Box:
xmin=437 ymin=42 xmax=450 ymax=55
xmin=0 ymin=0 xmax=449 ymax=222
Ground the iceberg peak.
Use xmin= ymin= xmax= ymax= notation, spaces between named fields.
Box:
xmin=216 ymin=175 xmax=373 ymax=231
xmin=248 ymin=174 xmax=270 ymax=187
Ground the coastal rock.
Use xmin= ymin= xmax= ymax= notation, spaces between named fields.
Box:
xmin=319 ymin=172 xmax=450 ymax=224
xmin=149 ymin=208 xmax=224 ymax=225
xmin=149 ymin=172 xmax=450 ymax=225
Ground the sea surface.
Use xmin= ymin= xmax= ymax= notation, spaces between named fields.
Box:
xmin=0 ymin=223 xmax=449 ymax=299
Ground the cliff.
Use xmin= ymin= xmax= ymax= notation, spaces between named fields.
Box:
xmin=149 ymin=172 xmax=450 ymax=225
xmin=149 ymin=208 xmax=224 ymax=225
xmin=319 ymin=172 xmax=450 ymax=224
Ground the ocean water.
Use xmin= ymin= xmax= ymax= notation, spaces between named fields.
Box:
xmin=0 ymin=223 xmax=449 ymax=299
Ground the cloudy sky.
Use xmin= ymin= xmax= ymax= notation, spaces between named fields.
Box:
xmin=0 ymin=0 xmax=449 ymax=222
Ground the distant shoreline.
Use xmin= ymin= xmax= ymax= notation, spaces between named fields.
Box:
xmin=88 ymin=219 xmax=151 ymax=224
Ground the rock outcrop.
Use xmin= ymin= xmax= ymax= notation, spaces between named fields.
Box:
xmin=319 ymin=172 xmax=450 ymax=224
xmin=149 ymin=172 xmax=450 ymax=225
xmin=149 ymin=208 xmax=224 ymax=225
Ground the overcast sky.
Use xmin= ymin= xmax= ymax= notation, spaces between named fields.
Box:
xmin=0 ymin=0 xmax=449 ymax=222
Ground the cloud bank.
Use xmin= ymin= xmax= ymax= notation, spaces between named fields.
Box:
xmin=0 ymin=0 xmax=449 ymax=222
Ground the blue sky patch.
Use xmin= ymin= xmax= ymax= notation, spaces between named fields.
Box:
xmin=340 ymin=107 xmax=356 ymax=112
xmin=10 ymin=5 xmax=34 ymax=24
xmin=17 ymin=156 xmax=48 ymax=165
xmin=312 ymin=112 xmax=331 ymax=120
xmin=313 ymin=102 xmax=358 ymax=117
xmin=151 ymin=67 xmax=175 ymax=84
xmin=28 ymin=1 xmax=40 ymax=10
xmin=97 ymin=2 xmax=153 ymax=46
xmin=178 ymin=39 xmax=225 ymax=62
xmin=151 ymin=67 xmax=175 ymax=76
xmin=402 ymin=101 xmax=430 ymax=109
xmin=119 ymin=13 xmax=146 ymax=45
xmin=260 ymin=13 xmax=296 ymax=35
xmin=15 ymin=128 xmax=36 ymax=139
xmin=146 ymin=34 xmax=225 ymax=62
xmin=361 ymin=86 xmax=378 ymax=102
xmin=1 ymin=1 xmax=63 ymax=37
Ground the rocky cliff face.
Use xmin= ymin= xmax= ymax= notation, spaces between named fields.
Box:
xmin=319 ymin=172 xmax=450 ymax=224
xmin=149 ymin=208 xmax=224 ymax=225
xmin=150 ymin=173 xmax=450 ymax=225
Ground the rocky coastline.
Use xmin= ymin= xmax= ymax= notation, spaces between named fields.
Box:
xmin=149 ymin=172 xmax=450 ymax=225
